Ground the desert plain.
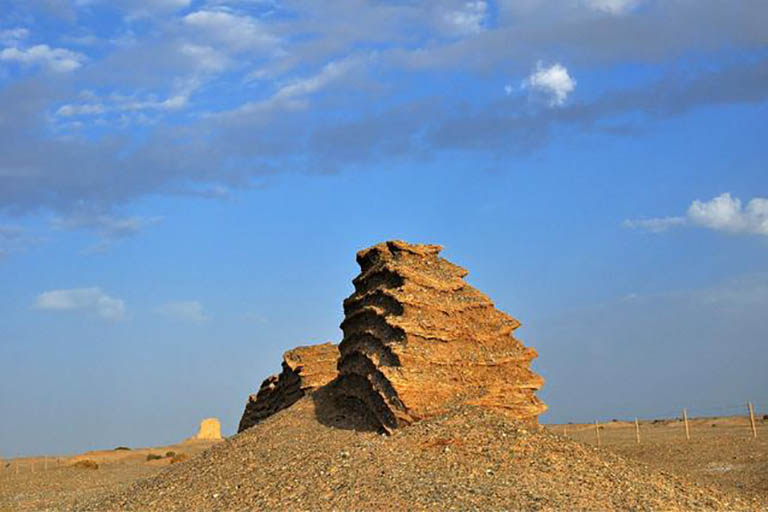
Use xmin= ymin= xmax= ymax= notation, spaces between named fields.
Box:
xmin=1 ymin=406 xmax=766 ymax=511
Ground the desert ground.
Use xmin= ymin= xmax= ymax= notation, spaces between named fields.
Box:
xmin=546 ymin=415 xmax=768 ymax=504
xmin=1 ymin=405 xmax=766 ymax=511
xmin=0 ymin=439 xmax=220 ymax=512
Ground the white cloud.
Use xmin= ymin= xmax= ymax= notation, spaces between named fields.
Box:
xmin=56 ymin=103 xmax=106 ymax=116
xmin=0 ymin=28 xmax=30 ymax=46
xmin=625 ymin=193 xmax=768 ymax=236
xmin=522 ymin=61 xmax=576 ymax=106
xmin=443 ymin=1 xmax=488 ymax=35
xmin=115 ymin=0 xmax=191 ymax=17
xmin=584 ymin=0 xmax=640 ymax=14
xmin=622 ymin=216 xmax=686 ymax=233
xmin=157 ymin=301 xmax=209 ymax=323
xmin=688 ymin=193 xmax=768 ymax=235
xmin=179 ymin=43 xmax=231 ymax=73
xmin=0 ymin=44 xmax=86 ymax=72
xmin=227 ymin=57 xmax=360 ymax=117
xmin=273 ymin=59 xmax=354 ymax=100
xmin=34 ymin=287 xmax=126 ymax=320
xmin=183 ymin=10 xmax=278 ymax=52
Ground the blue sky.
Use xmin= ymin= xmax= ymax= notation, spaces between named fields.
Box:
xmin=1 ymin=0 xmax=767 ymax=457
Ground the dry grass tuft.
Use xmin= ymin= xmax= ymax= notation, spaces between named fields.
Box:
xmin=169 ymin=453 xmax=188 ymax=464
xmin=72 ymin=460 xmax=99 ymax=470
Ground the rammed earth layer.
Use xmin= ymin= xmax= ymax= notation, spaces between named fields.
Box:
xmin=336 ymin=240 xmax=546 ymax=430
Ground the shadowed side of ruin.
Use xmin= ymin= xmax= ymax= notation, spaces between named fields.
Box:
xmin=335 ymin=240 xmax=547 ymax=431
xmin=238 ymin=343 xmax=338 ymax=432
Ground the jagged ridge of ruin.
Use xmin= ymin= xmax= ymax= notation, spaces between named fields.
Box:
xmin=238 ymin=342 xmax=338 ymax=432
xmin=336 ymin=240 xmax=546 ymax=431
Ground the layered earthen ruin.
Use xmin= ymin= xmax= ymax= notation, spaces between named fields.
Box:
xmin=238 ymin=342 xmax=338 ymax=432
xmin=335 ymin=240 xmax=546 ymax=431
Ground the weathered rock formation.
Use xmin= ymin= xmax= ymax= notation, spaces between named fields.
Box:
xmin=336 ymin=240 xmax=546 ymax=431
xmin=195 ymin=418 xmax=222 ymax=440
xmin=238 ymin=342 xmax=338 ymax=432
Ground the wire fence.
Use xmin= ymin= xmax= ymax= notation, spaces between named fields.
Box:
xmin=3 ymin=401 xmax=766 ymax=474
xmin=553 ymin=400 xmax=767 ymax=447
xmin=0 ymin=456 xmax=65 ymax=475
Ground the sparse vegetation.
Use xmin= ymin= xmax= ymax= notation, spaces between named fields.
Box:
xmin=73 ymin=460 xmax=99 ymax=470
xmin=169 ymin=453 xmax=188 ymax=464
xmin=146 ymin=454 xmax=163 ymax=461
xmin=165 ymin=451 xmax=176 ymax=458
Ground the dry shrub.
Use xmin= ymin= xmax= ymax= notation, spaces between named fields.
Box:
xmin=165 ymin=451 xmax=176 ymax=458
xmin=169 ymin=453 xmax=189 ymax=464
xmin=146 ymin=454 xmax=163 ymax=461
xmin=73 ymin=460 xmax=99 ymax=470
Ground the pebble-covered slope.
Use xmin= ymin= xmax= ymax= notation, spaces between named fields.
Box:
xmin=83 ymin=388 xmax=757 ymax=512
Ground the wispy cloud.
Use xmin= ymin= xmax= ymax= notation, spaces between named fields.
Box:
xmin=584 ymin=0 xmax=640 ymax=14
xmin=183 ymin=9 xmax=279 ymax=53
xmin=52 ymin=213 xmax=163 ymax=252
xmin=622 ymin=216 xmax=686 ymax=233
xmin=442 ymin=1 xmax=488 ymax=35
xmin=157 ymin=301 xmax=209 ymax=323
xmin=0 ymin=44 xmax=86 ymax=72
xmin=34 ymin=287 xmax=126 ymax=320
xmin=624 ymin=193 xmax=768 ymax=237
xmin=0 ymin=27 xmax=30 ymax=46
xmin=224 ymin=57 xmax=363 ymax=118
xmin=51 ymin=213 xmax=163 ymax=238
xmin=0 ymin=224 xmax=45 ymax=260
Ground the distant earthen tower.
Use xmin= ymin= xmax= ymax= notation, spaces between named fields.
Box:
xmin=336 ymin=240 xmax=546 ymax=430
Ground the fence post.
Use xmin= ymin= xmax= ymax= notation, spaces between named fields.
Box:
xmin=683 ymin=408 xmax=690 ymax=440
xmin=595 ymin=420 xmax=601 ymax=447
xmin=748 ymin=402 xmax=757 ymax=439
xmin=635 ymin=417 xmax=641 ymax=444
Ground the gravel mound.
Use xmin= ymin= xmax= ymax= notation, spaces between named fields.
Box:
xmin=79 ymin=389 xmax=755 ymax=511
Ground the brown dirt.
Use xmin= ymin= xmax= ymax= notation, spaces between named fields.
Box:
xmin=72 ymin=388 xmax=764 ymax=511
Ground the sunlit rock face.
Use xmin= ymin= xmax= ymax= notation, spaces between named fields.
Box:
xmin=336 ymin=240 xmax=546 ymax=431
